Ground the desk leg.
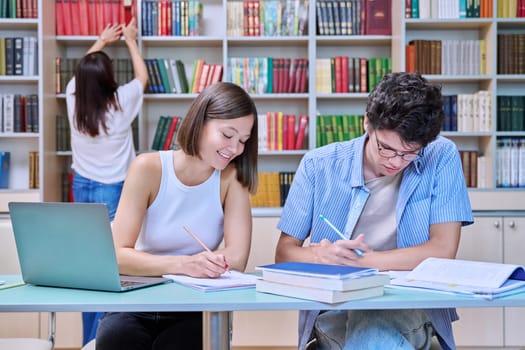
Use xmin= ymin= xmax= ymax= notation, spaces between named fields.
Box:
xmin=203 ymin=311 xmax=231 ymax=350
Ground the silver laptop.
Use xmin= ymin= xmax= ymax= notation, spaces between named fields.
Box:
xmin=8 ymin=201 xmax=170 ymax=292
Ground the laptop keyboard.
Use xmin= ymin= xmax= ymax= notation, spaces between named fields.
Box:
xmin=120 ymin=280 xmax=145 ymax=288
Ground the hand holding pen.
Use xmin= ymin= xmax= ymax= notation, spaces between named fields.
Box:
xmin=319 ymin=214 xmax=365 ymax=257
xmin=183 ymin=226 xmax=231 ymax=275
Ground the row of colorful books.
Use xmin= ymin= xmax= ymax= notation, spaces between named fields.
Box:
xmin=443 ymin=91 xmax=492 ymax=133
xmin=497 ymin=0 xmax=525 ymax=18
xmin=497 ymin=137 xmax=525 ymax=188
xmin=405 ymin=0 xmax=492 ymax=19
xmin=249 ymin=171 xmax=294 ymax=208
xmin=227 ymin=0 xmax=309 ymax=37
xmin=0 ymin=0 xmax=37 ymax=18
xmin=406 ymin=39 xmax=486 ymax=76
xmin=0 ymin=37 xmax=38 ymax=76
xmin=146 ymin=59 xmax=222 ymax=94
xmin=55 ymin=57 xmax=136 ymax=94
xmin=55 ymin=0 xmax=134 ymax=36
xmin=258 ymin=113 xmax=308 ymax=151
xmin=256 ymin=262 xmax=390 ymax=303
xmin=227 ymin=57 xmax=308 ymax=94
xmin=497 ymin=95 xmax=525 ymax=132
xmin=141 ymin=0 xmax=203 ymax=36
xmin=316 ymin=114 xmax=364 ymax=148
xmin=316 ymin=0 xmax=391 ymax=36
xmin=1 ymin=94 xmax=39 ymax=134
xmin=497 ymin=34 xmax=525 ymax=75
xmin=316 ymin=57 xmax=391 ymax=94
xmin=151 ymin=115 xmax=181 ymax=150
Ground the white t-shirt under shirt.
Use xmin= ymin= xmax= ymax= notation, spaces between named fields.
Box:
xmin=135 ymin=151 xmax=224 ymax=255
xmin=65 ymin=78 xmax=143 ymax=183
xmin=351 ymin=171 xmax=403 ymax=251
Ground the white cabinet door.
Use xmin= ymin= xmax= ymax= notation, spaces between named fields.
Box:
xmin=0 ymin=219 xmax=41 ymax=338
xmin=231 ymin=217 xmax=298 ymax=347
xmin=453 ymin=216 xmax=504 ymax=347
xmin=503 ymin=217 xmax=525 ymax=347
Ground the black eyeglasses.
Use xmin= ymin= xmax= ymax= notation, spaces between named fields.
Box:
xmin=374 ymin=132 xmax=421 ymax=162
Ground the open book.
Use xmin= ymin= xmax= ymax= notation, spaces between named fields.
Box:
xmin=388 ymin=257 xmax=525 ymax=300
xmin=163 ymin=270 xmax=258 ymax=291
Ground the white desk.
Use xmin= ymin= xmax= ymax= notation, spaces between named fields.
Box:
xmin=3 ymin=275 xmax=525 ymax=349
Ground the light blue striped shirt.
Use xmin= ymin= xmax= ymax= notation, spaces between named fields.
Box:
xmin=278 ymin=134 xmax=474 ymax=350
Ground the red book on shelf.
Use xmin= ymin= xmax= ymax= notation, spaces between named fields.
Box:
xmin=103 ymin=0 xmax=112 ymax=27
xmin=163 ymin=116 xmax=180 ymax=150
xmin=359 ymin=57 xmax=368 ymax=93
xmin=78 ymin=0 xmax=89 ymax=35
xmin=62 ymin=0 xmax=73 ymax=35
xmin=341 ymin=56 xmax=349 ymax=93
xmin=87 ymin=0 xmax=97 ymax=35
xmin=56 ymin=0 xmax=65 ymax=35
xmin=287 ymin=58 xmax=299 ymax=93
xmin=197 ymin=63 xmax=211 ymax=93
xmin=365 ymin=0 xmax=391 ymax=35
xmin=295 ymin=114 xmax=308 ymax=150
xmin=111 ymin=0 xmax=119 ymax=24
xmin=209 ymin=64 xmax=223 ymax=84
xmin=70 ymin=0 xmax=80 ymax=35
xmin=299 ymin=58 xmax=308 ymax=93
xmin=334 ymin=56 xmax=343 ymax=93
xmin=271 ymin=58 xmax=279 ymax=93
xmin=96 ymin=0 xmax=105 ymax=34
xmin=282 ymin=58 xmax=291 ymax=94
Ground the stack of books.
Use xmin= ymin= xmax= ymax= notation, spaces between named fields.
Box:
xmin=255 ymin=262 xmax=390 ymax=303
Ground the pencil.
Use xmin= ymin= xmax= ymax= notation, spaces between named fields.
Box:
xmin=183 ymin=225 xmax=212 ymax=253
xmin=182 ymin=225 xmax=230 ymax=271
xmin=319 ymin=214 xmax=364 ymax=257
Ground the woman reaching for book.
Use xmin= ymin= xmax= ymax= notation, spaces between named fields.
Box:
xmin=65 ymin=18 xmax=147 ymax=346
xmin=95 ymin=82 xmax=259 ymax=350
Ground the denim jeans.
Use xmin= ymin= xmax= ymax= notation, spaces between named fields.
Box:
xmin=72 ymin=172 xmax=123 ymax=221
xmin=314 ymin=309 xmax=435 ymax=350
xmin=72 ymin=172 xmax=124 ymax=345
xmin=95 ymin=312 xmax=203 ymax=350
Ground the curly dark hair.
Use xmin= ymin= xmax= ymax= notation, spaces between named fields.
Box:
xmin=366 ymin=72 xmax=444 ymax=147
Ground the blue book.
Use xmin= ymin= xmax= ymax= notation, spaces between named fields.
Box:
xmin=0 ymin=151 xmax=10 ymax=189
xmin=256 ymin=262 xmax=378 ymax=280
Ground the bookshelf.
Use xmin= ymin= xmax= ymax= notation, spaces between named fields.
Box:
xmin=0 ymin=15 xmax=42 ymax=212
xmin=395 ymin=0 xmax=525 ymax=193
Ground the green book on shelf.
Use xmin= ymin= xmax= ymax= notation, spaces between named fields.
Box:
xmin=175 ymin=60 xmax=189 ymax=93
xmin=151 ymin=116 xmax=168 ymax=150
xmin=156 ymin=58 xmax=172 ymax=94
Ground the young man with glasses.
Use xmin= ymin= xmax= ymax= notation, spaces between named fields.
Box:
xmin=276 ymin=72 xmax=473 ymax=350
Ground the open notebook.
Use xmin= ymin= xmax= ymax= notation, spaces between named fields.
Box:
xmin=9 ymin=202 xmax=170 ymax=292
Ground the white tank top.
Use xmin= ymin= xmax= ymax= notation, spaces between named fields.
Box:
xmin=135 ymin=151 xmax=224 ymax=255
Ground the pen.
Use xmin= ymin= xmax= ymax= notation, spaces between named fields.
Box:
xmin=182 ymin=225 xmax=230 ymax=272
xmin=319 ymin=214 xmax=364 ymax=257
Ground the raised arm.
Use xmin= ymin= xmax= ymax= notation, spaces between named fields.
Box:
xmin=122 ymin=17 xmax=148 ymax=90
